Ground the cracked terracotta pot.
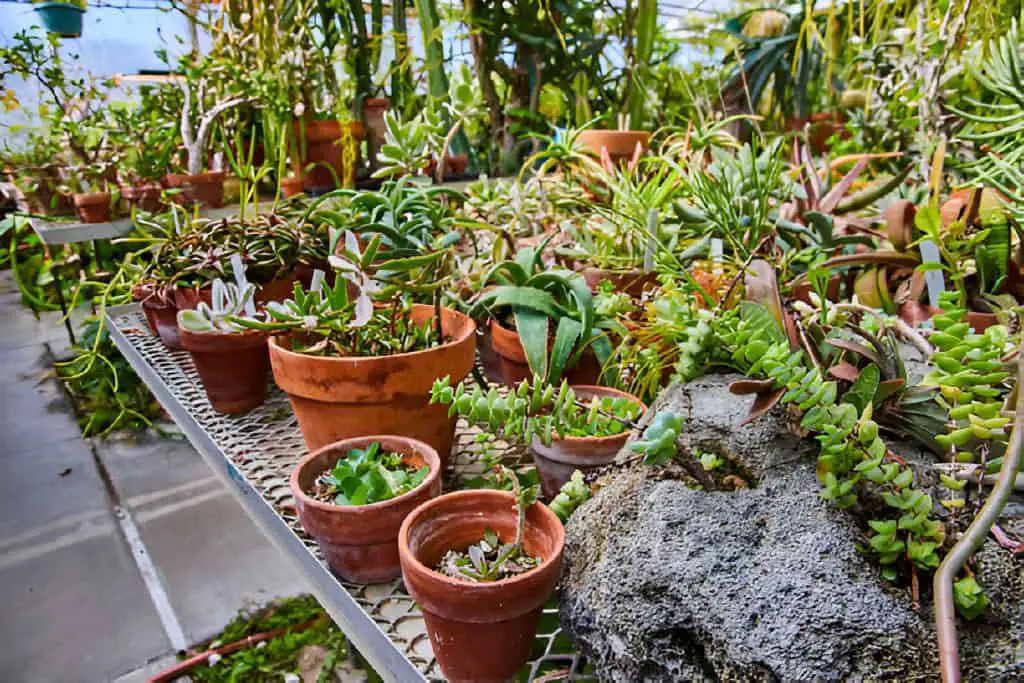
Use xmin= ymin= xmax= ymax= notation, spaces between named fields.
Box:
xmin=398 ymin=490 xmax=564 ymax=682
xmin=291 ymin=435 xmax=442 ymax=583
xmin=178 ymin=325 xmax=269 ymax=414
xmin=529 ymin=385 xmax=645 ymax=500
xmin=269 ymin=303 xmax=476 ymax=463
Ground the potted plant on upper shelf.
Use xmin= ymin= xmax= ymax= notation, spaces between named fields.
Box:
xmin=177 ymin=267 xmax=270 ymax=414
xmin=469 ymin=236 xmax=615 ymax=386
xmin=398 ymin=470 xmax=564 ymax=682
xmin=33 ymin=0 xmax=86 ymax=38
xmin=291 ymin=435 xmax=442 ymax=583
xmin=432 ymin=375 xmax=645 ymax=499
xmin=69 ymin=161 xmax=115 ymax=223
xmin=167 ymin=57 xmax=250 ymax=209
xmin=576 ymin=115 xmax=652 ymax=166
xmin=108 ymin=86 xmax=180 ymax=213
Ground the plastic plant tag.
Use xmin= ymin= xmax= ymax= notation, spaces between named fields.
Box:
xmin=710 ymin=238 xmax=724 ymax=276
xmin=644 ymin=208 xmax=657 ymax=272
xmin=919 ymin=239 xmax=945 ymax=309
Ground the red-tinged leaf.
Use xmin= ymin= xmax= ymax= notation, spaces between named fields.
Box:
xmin=828 ymin=361 xmax=861 ymax=382
xmin=878 ymin=379 xmax=906 ymax=402
xmin=730 ymin=378 xmax=776 ymax=395
xmin=827 ymin=338 xmax=885 ymax=365
xmin=820 ymin=158 xmax=869 ymax=213
xmin=739 ymin=387 xmax=786 ymax=427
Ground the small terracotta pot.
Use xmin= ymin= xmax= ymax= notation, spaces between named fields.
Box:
xmin=967 ymin=311 xmax=997 ymax=333
xmin=476 ymin=328 xmax=505 ymax=385
xmin=581 ymin=267 xmax=657 ymax=298
xmin=133 ymin=284 xmax=209 ymax=350
xmin=488 ymin=318 xmax=601 ymax=386
xmin=281 ymin=174 xmax=305 ymax=198
xmin=364 ymin=97 xmax=390 ymax=164
xmin=254 ymin=265 xmax=316 ymax=305
xmin=73 ymin=191 xmax=112 ymax=223
xmin=399 ymin=490 xmax=564 ymax=683
xmin=576 ymin=130 xmax=651 ymax=164
xmin=530 ymin=385 xmax=644 ymax=500
xmin=427 ymin=154 xmax=469 ymax=178
xmin=269 ymin=304 xmax=476 ymax=462
xmin=292 ymin=435 xmax=441 ymax=583
xmin=120 ymin=182 xmax=164 ymax=213
xmin=178 ymin=326 xmax=270 ymax=414
xmin=292 ymin=118 xmax=366 ymax=190
xmin=785 ymin=112 xmax=850 ymax=155
xmin=165 ymin=171 xmax=225 ymax=209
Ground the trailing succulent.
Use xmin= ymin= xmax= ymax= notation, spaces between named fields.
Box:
xmin=713 ymin=292 xmax=1016 ymax=614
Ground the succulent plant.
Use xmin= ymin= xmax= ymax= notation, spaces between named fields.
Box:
xmin=177 ymin=278 xmax=257 ymax=334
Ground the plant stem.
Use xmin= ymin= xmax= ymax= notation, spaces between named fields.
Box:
xmin=933 ymin=342 xmax=1024 ymax=683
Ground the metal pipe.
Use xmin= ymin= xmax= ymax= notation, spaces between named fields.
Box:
xmin=933 ymin=343 xmax=1024 ymax=682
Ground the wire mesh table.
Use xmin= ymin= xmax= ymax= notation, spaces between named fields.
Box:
xmin=105 ymin=303 xmax=592 ymax=682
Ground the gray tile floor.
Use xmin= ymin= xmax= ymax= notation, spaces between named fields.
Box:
xmin=0 ymin=273 xmax=308 ymax=682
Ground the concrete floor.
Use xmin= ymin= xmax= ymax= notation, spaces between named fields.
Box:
xmin=0 ymin=273 xmax=308 ymax=683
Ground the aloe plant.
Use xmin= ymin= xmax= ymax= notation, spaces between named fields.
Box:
xmin=468 ymin=237 xmax=615 ymax=384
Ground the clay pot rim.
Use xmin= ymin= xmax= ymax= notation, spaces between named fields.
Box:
xmin=73 ymin=191 xmax=111 ymax=207
xmin=269 ymin=304 xmax=476 ymax=365
xmin=165 ymin=171 xmax=225 ymax=184
xmin=576 ymin=129 xmax=652 ymax=140
xmin=177 ymin=324 xmax=268 ymax=344
xmin=290 ymin=434 xmax=442 ymax=514
xmin=398 ymin=489 xmax=564 ymax=589
xmin=547 ymin=385 xmax=645 ymax=445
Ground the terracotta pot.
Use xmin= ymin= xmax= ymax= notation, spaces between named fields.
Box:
xmin=165 ymin=171 xmax=225 ymax=209
xmin=281 ymin=174 xmax=305 ymax=198
xmin=476 ymin=328 xmax=504 ymax=385
xmin=488 ymin=318 xmax=601 ymax=386
xmin=269 ymin=303 xmax=476 ymax=461
xmin=178 ymin=326 xmax=270 ymax=414
xmin=529 ymin=385 xmax=644 ymax=500
xmin=786 ymin=112 xmax=850 ymax=155
xmin=398 ymin=490 xmax=564 ymax=683
xmin=427 ymin=154 xmax=469 ymax=178
xmin=364 ymin=97 xmax=389 ymax=165
xmin=292 ymin=118 xmax=366 ymax=190
xmin=581 ymin=267 xmax=657 ymax=298
xmin=73 ymin=191 xmax=112 ymax=224
xmin=292 ymin=435 xmax=442 ymax=583
xmin=133 ymin=284 xmax=209 ymax=350
xmin=121 ymin=182 xmax=164 ymax=213
xmin=967 ymin=311 xmax=997 ymax=333
xmin=254 ymin=265 xmax=316 ymax=305
xmin=576 ymin=130 xmax=651 ymax=164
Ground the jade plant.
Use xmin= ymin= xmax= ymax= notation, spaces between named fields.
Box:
xmin=435 ymin=466 xmax=541 ymax=582
xmin=311 ymin=441 xmax=429 ymax=506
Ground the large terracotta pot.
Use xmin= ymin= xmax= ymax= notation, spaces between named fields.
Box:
xmin=398 ymin=490 xmax=564 ymax=683
xmin=576 ymin=130 xmax=651 ymax=164
xmin=133 ymin=284 xmax=209 ymax=350
xmin=293 ymin=118 xmax=366 ymax=191
xmin=73 ymin=191 xmax=112 ymax=224
xmin=165 ymin=171 xmax=225 ymax=209
xmin=291 ymin=434 xmax=441 ymax=583
xmin=581 ymin=267 xmax=657 ymax=298
xmin=280 ymin=174 xmax=305 ymax=198
xmin=364 ymin=97 xmax=389 ymax=167
xmin=178 ymin=326 xmax=269 ymax=414
xmin=488 ymin=318 xmax=601 ymax=386
xmin=269 ymin=304 xmax=476 ymax=461
xmin=529 ymin=385 xmax=644 ymax=500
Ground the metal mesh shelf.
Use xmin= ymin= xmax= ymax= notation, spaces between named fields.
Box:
xmin=105 ymin=303 xmax=592 ymax=682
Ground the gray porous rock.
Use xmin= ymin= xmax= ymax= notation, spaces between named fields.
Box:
xmin=561 ymin=374 xmax=1024 ymax=681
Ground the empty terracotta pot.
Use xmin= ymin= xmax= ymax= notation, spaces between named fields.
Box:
xmin=530 ymin=385 xmax=644 ymax=500
xmin=178 ymin=326 xmax=269 ymax=414
xmin=581 ymin=267 xmax=657 ymax=297
xmin=73 ymin=191 xmax=112 ymax=224
xmin=292 ymin=435 xmax=442 ymax=583
xmin=165 ymin=171 xmax=225 ymax=209
xmin=133 ymin=284 xmax=209 ymax=350
xmin=398 ymin=490 xmax=564 ymax=683
xmin=269 ymin=304 xmax=476 ymax=462
xmin=488 ymin=318 xmax=601 ymax=386
xmin=576 ymin=129 xmax=651 ymax=164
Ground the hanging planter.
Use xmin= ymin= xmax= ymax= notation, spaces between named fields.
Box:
xmin=33 ymin=1 xmax=86 ymax=39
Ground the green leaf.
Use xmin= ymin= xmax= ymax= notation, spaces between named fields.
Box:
xmin=547 ymin=317 xmax=582 ymax=385
xmin=514 ymin=308 xmax=549 ymax=383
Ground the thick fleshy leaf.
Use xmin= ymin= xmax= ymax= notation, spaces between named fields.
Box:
xmin=514 ymin=308 xmax=549 ymax=381
xmin=828 ymin=361 xmax=861 ymax=383
xmin=739 ymin=387 xmax=786 ymax=427
xmin=547 ymin=317 xmax=582 ymax=384
xmin=729 ymin=378 xmax=776 ymax=395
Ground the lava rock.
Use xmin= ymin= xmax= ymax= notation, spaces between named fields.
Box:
xmin=562 ymin=374 xmax=1024 ymax=681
